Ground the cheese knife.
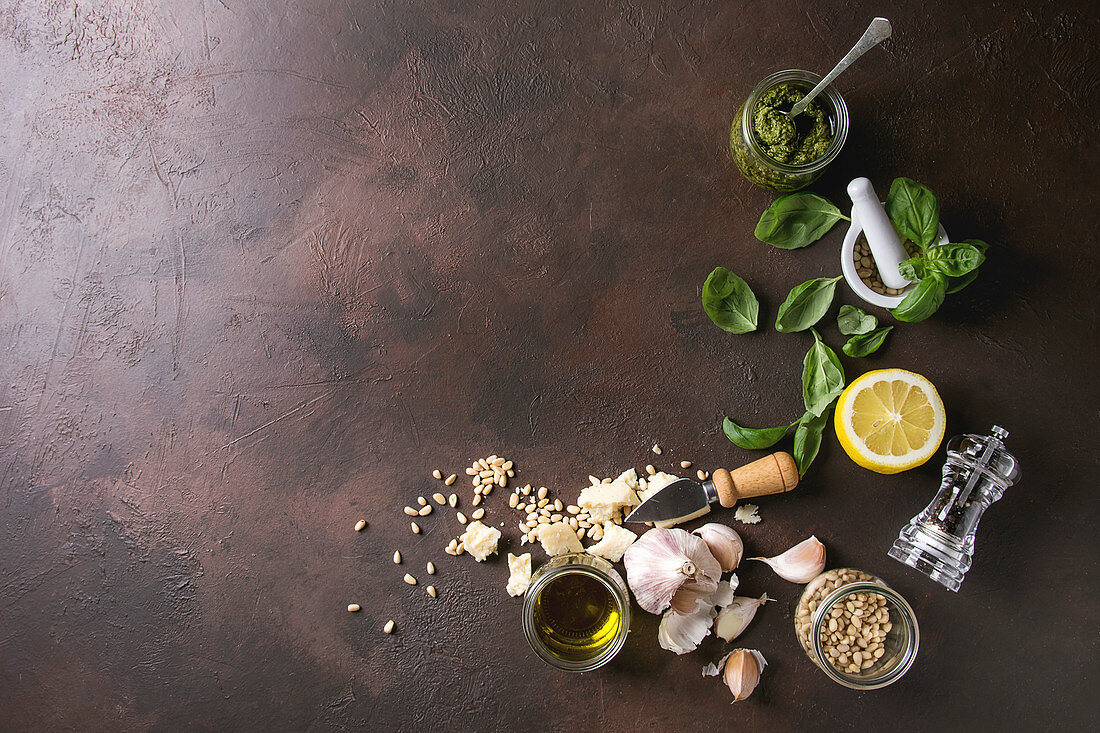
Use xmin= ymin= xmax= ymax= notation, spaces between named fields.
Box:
xmin=625 ymin=452 xmax=799 ymax=524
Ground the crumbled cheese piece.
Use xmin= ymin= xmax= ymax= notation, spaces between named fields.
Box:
xmin=734 ymin=504 xmax=762 ymax=524
xmin=460 ymin=521 xmax=501 ymax=561
xmin=585 ymin=522 xmax=637 ymax=563
xmin=536 ymin=522 xmax=584 ymax=556
xmin=506 ymin=553 xmax=532 ymax=597
xmin=577 ymin=468 xmax=640 ymax=524
xmin=636 ymin=471 xmax=679 ymax=503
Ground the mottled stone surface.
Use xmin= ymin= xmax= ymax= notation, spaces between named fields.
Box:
xmin=0 ymin=1 xmax=1096 ymax=730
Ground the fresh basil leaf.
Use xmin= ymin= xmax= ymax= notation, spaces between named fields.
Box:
xmin=892 ymin=274 xmax=947 ymax=323
xmin=926 ymin=243 xmax=985 ymax=277
xmin=885 ymin=177 xmax=941 ymax=251
xmin=775 ymin=276 xmax=842 ymax=333
xmin=898 ymin=257 xmax=927 ymax=282
xmin=837 ymin=305 xmax=877 ymax=335
xmin=701 ymin=267 xmax=759 ymax=334
xmin=722 ymin=417 xmax=797 ymax=450
xmin=754 ymin=193 xmax=850 ymax=249
xmin=945 ymin=270 xmax=980 ymax=294
xmin=802 ymin=329 xmax=846 ymax=417
xmin=842 ymin=326 xmax=893 ymax=357
xmin=793 ymin=408 xmax=831 ymax=476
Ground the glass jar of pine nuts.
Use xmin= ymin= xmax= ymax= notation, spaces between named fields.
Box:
xmin=794 ymin=568 xmax=919 ymax=689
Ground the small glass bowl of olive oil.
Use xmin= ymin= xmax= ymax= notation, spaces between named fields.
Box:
xmin=522 ymin=553 xmax=631 ymax=671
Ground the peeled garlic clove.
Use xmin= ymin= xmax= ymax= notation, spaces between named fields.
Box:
xmin=703 ymin=649 xmax=767 ymax=702
xmin=715 ymin=593 xmax=771 ymax=642
xmin=693 ymin=523 xmax=744 ymax=572
xmin=660 ymin=581 xmax=736 ymax=654
xmin=624 ymin=528 xmax=722 ymax=614
xmin=749 ymin=535 xmax=825 ymax=583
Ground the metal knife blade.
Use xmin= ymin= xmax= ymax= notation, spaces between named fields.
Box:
xmin=625 ymin=478 xmax=716 ymax=523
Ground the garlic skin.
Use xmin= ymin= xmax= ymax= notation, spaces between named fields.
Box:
xmin=624 ymin=528 xmax=721 ymax=614
xmin=670 ymin=571 xmax=738 ymax=615
xmin=692 ymin=523 xmax=744 ymax=572
xmin=658 ymin=581 xmax=735 ymax=654
xmin=750 ymin=535 xmax=826 ymax=583
xmin=703 ymin=649 xmax=767 ymax=702
xmin=714 ymin=593 xmax=771 ymax=642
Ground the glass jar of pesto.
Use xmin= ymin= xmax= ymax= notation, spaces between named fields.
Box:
xmin=730 ymin=69 xmax=849 ymax=192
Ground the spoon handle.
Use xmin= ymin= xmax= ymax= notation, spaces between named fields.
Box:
xmin=789 ymin=17 xmax=892 ymax=117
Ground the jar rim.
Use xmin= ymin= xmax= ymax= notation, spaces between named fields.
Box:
xmin=740 ymin=68 xmax=849 ymax=173
xmin=521 ymin=555 xmax=631 ymax=672
xmin=809 ymin=581 xmax=919 ymax=690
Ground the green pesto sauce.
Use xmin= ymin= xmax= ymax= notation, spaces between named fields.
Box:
xmin=752 ymin=83 xmax=834 ymax=165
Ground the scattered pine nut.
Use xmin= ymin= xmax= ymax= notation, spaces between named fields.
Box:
xmin=354 ymin=520 xmax=367 ymax=532
xmin=393 ymin=550 xmax=402 ymax=564
xmin=433 ymin=492 xmax=446 ymax=505
xmin=465 ymin=467 xmax=477 ymax=475
xmin=645 ymin=464 xmax=656 ymax=475
xmin=537 ymin=487 xmax=548 ymax=500
xmin=411 ymin=522 xmax=421 ymax=534
xmin=482 ymin=485 xmax=493 ymax=496
xmin=432 ymin=469 xmax=443 ymax=480
xmin=418 ymin=505 xmax=432 ymax=516
xmin=697 ymin=469 xmax=708 ymax=481
xmin=445 ymin=474 xmax=457 ymax=486
xmin=456 ymin=512 xmax=467 ymax=524
xmin=449 ymin=494 xmax=458 ymax=508
xmin=426 ymin=585 xmax=437 ymax=598
xmin=417 ymin=496 xmax=427 ymax=506
xmin=455 ymin=542 xmax=464 ymax=555
xmin=509 ymin=494 xmax=519 ymax=508
xmin=403 ymin=506 xmax=418 ymax=516
xmin=472 ymin=494 xmax=482 ymax=506
xmin=403 ymin=573 xmax=417 ymax=585
xmin=384 ymin=620 xmax=395 ymax=634
xmin=471 ymin=508 xmax=485 ymax=520
xmin=566 ymin=505 xmax=580 ymax=514
xmin=426 ymin=562 xmax=436 ymax=575
xmin=348 ymin=603 xmax=361 ymax=612
xmin=680 ymin=460 xmax=692 ymax=469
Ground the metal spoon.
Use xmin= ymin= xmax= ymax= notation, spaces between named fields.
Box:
xmin=788 ymin=17 xmax=892 ymax=119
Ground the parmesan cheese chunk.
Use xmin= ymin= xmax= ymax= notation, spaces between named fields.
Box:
xmin=734 ymin=503 xmax=762 ymax=524
xmin=577 ymin=468 xmax=641 ymax=524
xmin=635 ymin=471 xmax=711 ymax=528
xmin=506 ymin=553 xmax=532 ymax=597
xmin=585 ymin=522 xmax=637 ymax=563
xmin=460 ymin=521 xmax=501 ymax=562
xmin=536 ymin=522 xmax=584 ymax=556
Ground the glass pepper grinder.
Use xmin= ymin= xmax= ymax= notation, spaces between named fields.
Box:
xmin=889 ymin=426 xmax=1020 ymax=591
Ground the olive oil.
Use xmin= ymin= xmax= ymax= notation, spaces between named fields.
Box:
xmin=532 ymin=572 xmax=621 ymax=662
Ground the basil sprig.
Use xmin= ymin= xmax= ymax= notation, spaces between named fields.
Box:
xmin=775 ymin=276 xmax=841 ymax=333
xmin=755 ymin=193 xmax=850 ymax=249
xmin=701 ymin=267 xmax=759 ymax=333
xmin=723 ymin=330 xmax=845 ymax=476
xmin=886 ymin=177 xmax=941 ymax=251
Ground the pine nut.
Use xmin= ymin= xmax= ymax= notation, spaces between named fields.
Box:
xmin=411 ymin=522 xmax=420 ymax=534
xmin=445 ymin=474 xmax=456 ymax=486
xmin=418 ymin=505 xmax=432 ymax=516
xmin=537 ymin=487 xmax=548 ymax=500
xmin=449 ymin=494 xmax=458 ymax=508
xmin=652 ymin=444 xmax=662 ymax=454
xmin=509 ymin=494 xmax=519 ymax=508
xmin=482 ymin=485 xmax=492 ymax=495
xmin=403 ymin=573 xmax=416 ymax=585
xmin=384 ymin=620 xmax=395 ymax=634
xmin=456 ymin=512 xmax=467 ymax=524
xmin=354 ymin=520 xmax=367 ymax=532
xmin=433 ymin=469 xmax=443 ymax=480
xmin=348 ymin=603 xmax=360 ymax=612
xmin=471 ymin=508 xmax=485 ymax=520
xmin=566 ymin=505 xmax=580 ymax=514
xmin=417 ymin=496 xmax=427 ymax=506
xmin=680 ymin=460 xmax=692 ymax=469
xmin=403 ymin=507 xmax=418 ymax=516
xmin=472 ymin=495 xmax=482 ymax=506
xmin=502 ymin=461 xmax=513 ymax=470
xmin=455 ymin=542 xmax=464 ymax=555
xmin=393 ymin=550 xmax=402 ymax=564
xmin=433 ymin=493 xmax=447 ymax=504
xmin=553 ymin=499 xmax=563 ymax=511
xmin=426 ymin=585 xmax=437 ymax=598
xmin=645 ymin=464 xmax=655 ymax=475
xmin=697 ymin=470 xmax=707 ymax=481
xmin=465 ymin=467 xmax=477 ymax=475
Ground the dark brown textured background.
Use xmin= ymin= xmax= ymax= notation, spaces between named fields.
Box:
xmin=1 ymin=1 xmax=1097 ymax=730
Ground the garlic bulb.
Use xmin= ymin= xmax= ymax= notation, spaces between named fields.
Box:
xmin=659 ymin=581 xmax=735 ymax=654
xmin=703 ymin=649 xmax=767 ymax=702
xmin=624 ymin=528 xmax=721 ymax=614
xmin=750 ymin=535 xmax=826 ymax=583
xmin=692 ymin=523 xmax=744 ymax=572
xmin=714 ymin=593 xmax=771 ymax=642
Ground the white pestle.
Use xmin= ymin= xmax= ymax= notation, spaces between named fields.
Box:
xmin=847 ymin=177 xmax=912 ymax=289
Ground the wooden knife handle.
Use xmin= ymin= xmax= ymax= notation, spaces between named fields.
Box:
xmin=712 ymin=452 xmax=799 ymax=508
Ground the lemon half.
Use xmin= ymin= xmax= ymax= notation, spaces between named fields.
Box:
xmin=834 ymin=369 xmax=946 ymax=474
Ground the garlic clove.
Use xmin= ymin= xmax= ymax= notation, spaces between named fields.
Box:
xmin=624 ymin=528 xmax=722 ymax=614
xmin=659 ymin=580 xmax=736 ymax=654
xmin=749 ymin=535 xmax=826 ymax=583
xmin=714 ymin=593 xmax=772 ymax=642
xmin=703 ymin=649 xmax=767 ymax=702
xmin=692 ymin=523 xmax=744 ymax=572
